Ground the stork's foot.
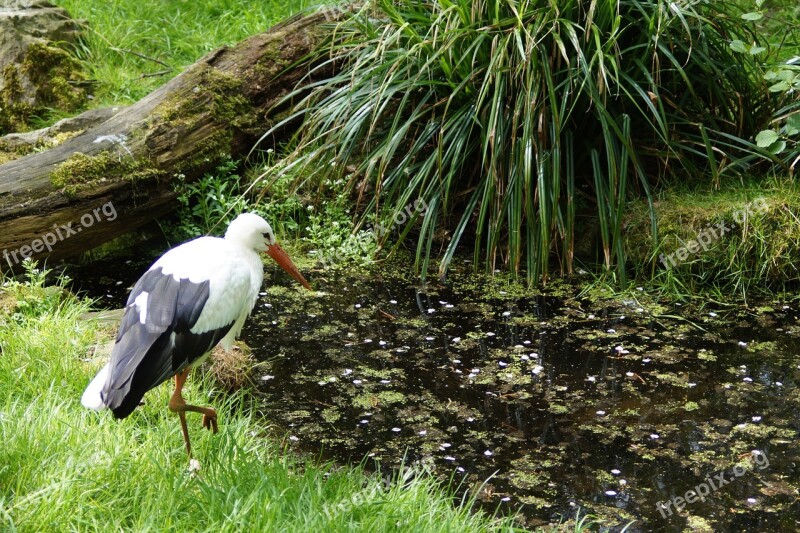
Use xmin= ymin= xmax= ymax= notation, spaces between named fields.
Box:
xmin=201 ymin=409 xmax=218 ymax=433
xmin=169 ymin=398 xmax=219 ymax=432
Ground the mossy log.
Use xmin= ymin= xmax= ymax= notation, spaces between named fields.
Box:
xmin=0 ymin=10 xmax=333 ymax=271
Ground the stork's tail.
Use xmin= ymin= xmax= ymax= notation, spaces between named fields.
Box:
xmin=81 ymin=364 xmax=110 ymax=411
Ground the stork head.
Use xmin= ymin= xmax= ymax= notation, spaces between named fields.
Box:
xmin=226 ymin=213 xmax=311 ymax=290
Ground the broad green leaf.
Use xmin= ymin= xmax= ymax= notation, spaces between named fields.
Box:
xmin=768 ymin=140 xmax=786 ymax=155
xmin=785 ymin=114 xmax=800 ymax=136
xmin=755 ymin=129 xmax=780 ymax=148
xmin=741 ymin=12 xmax=763 ymax=21
xmin=729 ymin=40 xmax=747 ymax=53
xmin=769 ymin=80 xmax=791 ymax=92
xmin=749 ymin=45 xmax=766 ymax=55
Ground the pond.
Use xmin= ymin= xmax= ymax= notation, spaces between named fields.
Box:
xmin=67 ymin=251 xmax=800 ymax=531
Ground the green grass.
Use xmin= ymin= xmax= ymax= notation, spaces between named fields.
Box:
xmin=0 ymin=264 xmax=523 ymax=532
xmin=270 ymin=0 xmax=782 ymax=287
xmin=52 ymin=0 xmax=312 ymax=105
xmin=624 ymin=177 xmax=800 ymax=300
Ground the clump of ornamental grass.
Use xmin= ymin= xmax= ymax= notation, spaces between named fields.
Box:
xmin=269 ymin=0 xmax=780 ymax=285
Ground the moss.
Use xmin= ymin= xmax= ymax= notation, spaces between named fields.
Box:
xmin=49 ymin=151 xmax=163 ymax=195
xmin=141 ymin=66 xmax=258 ymax=175
xmin=697 ymin=349 xmax=717 ymax=361
xmin=184 ymin=130 xmax=237 ymax=172
xmin=321 ymin=407 xmax=341 ymax=423
xmin=548 ymin=403 xmax=570 ymax=414
xmin=50 ymin=152 xmax=116 ymax=188
xmin=595 ymin=469 xmax=616 ymax=485
xmin=249 ymin=23 xmax=331 ymax=85
xmin=48 ymin=131 xmax=81 ymax=148
xmin=0 ymin=292 xmax=17 ymax=316
xmin=250 ymin=41 xmax=292 ymax=79
xmin=353 ymin=390 xmax=406 ymax=410
xmin=0 ymin=64 xmax=33 ymax=134
xmin=686 ymin=515 xmax=715 ymax=532
xmin=684 ymin=401 xmax=700 ymax=411
xmin=0 ymin=129 xmax=84 ymax=165
xmin=507 ymin=467 xmax=552 ymax=492
xmin=1 ymin=43 xmax=87 ymax=135
xmin=156 ymin=67 xmax=253 ymax=128
xmin=0 ymin=149 xmax=18 ymax=165
xmin=21 ymin=42 xmax=87 ymax=110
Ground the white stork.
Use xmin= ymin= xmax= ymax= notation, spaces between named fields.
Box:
xmin=81 ymin=213 xmax=310 ymax=456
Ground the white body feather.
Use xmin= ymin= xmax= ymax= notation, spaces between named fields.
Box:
xmin=155 ymin=235 xmax=264 ymax=347
xmin=81 ymin=215 xmax=269 ymax=412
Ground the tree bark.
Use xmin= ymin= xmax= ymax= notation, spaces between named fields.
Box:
xmin=0 ymin=10 xmax=332 ymax=271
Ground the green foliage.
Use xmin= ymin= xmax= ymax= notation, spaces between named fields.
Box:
xmin=0 ymin=42 xmax=88 ymax=135
xmin=756 ymin=67 xmax=800 ymax=162
xmin=174 ymin=158 xmax=250 ymax=238
xmin=175 ymin=158 xmax=379 ymax=267
xmin=733 ymin=0 xmax=799 ymax=164
xmin=252 ymin=158 xmax=307 ymax=238
xmin=273 ymin=0 xmax=779 ymax=286
xmin=0 ymin=259 xmax=73 ymax=324
xmin=256 ymin=161 xmax=381 ymax=267
xmin=731 ymin=0 xmax=800 ymax=168
xmin=570 ymin=508 xmax=634 ymax=532
xmin=735 ymin=0 xmax=799 ymax=61
xmin=303 ymin=197 xmax=379 ymax=268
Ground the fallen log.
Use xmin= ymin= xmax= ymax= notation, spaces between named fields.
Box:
xmin=0 ymin=10 xmax=333 ymax=272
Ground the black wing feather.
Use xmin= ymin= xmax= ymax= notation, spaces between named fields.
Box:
xmin=101 ymin=267 xmax=235 ymax=419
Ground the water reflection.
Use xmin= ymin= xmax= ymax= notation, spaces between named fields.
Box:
xmin=243 ymin=265 xmax=800 ymax=530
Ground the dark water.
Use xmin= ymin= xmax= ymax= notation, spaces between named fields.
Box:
xmin=67 ymin=254 xmax=800 ymax=531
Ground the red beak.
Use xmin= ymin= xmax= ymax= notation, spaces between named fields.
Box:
xmin=266 ymin=243 xmax=311 ymax=290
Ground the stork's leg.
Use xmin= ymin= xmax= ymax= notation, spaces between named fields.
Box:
xmin=177 ymin=410 xmax=191 ymax=456
xmin=169 ymin=369 xmax=193 ymax=456
xmin=168 ymin=368 xmax=219 ymax=457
